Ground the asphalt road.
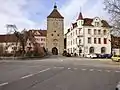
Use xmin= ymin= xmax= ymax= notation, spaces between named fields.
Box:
xmin=0 ymin=56 xmax=120 ymax=90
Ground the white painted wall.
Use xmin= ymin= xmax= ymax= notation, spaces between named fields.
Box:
xmin=66 ymin=18 xmax=111 ymax=56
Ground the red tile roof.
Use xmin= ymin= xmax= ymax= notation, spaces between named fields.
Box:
xmin=47 ymin=5 xmax=64 ymax=19
xmin=77 ymin=12 xmax=83 ymax=21
xmin=72 ymin=22 xmax=77 ymax=28
xmin=83 ymin=18 xmax=93 ymax=26
xmin=0 ymin=34 xmax=18 ymax=43
xmin=101 ymin=20 xmax=111 ymax=27
xmin=83 ymin=18 xmax=110 ymax=27
xmin=29 ymin=30 xmax=47 ymax=36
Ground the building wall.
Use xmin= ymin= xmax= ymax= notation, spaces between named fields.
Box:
xmin=66 ymin=18 xmax=111 ymax=56
xmin=34 ymin=36 xmax=46 ymax=48
xmin=84 ymin=26 xmax=111 ymax=55
xmin=0 ymin=42 xmax=20 ymax=54
xmin=47 ymin=18 xmax=64 ymax=54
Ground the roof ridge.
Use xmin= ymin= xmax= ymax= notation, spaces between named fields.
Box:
xmin=47 ymin=8 xmax=64 ymax=18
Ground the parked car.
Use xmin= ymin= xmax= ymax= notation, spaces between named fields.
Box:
xmin=96 ymin=54 xmax=112 ymax=58
xmin=100 ymin=54 xmax=112 ymax=58
xmin=111 ymin=55 xmax=120 ymax=62
xmin=96 ymin=54 xmax=102 ymax=58
xmin=66 ymin=53 xmax=71 ymax=57
xmin=104 ymin=54 xmax=112 ymax=58
xmin=86 ymin=54 xmax=97 ymax=58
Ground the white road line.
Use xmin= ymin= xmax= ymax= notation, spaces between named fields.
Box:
xmin=61 ymin=60 xmax=63 ymax=61
xmin=105 ymin=70 xmax=111 ymax=72
xmin=81 ymin=69 xmax=87 ymax=71
xmin=54 ymin=67 xmax=57 ymax=68
xmin=68 ymin=68 xmax=71 ymax=70
xmin=97 ymin=70 xmax=102 ymax=72
xmin=115 ymin=71 xmax=120 ymax=73
xmin=89 ymin=69 xmax=94 ymax=71
xmin=55 ymin=67 xmax=64 ymax=69
xmin=21 ymin=74 xmax=33 ymax=79
xmin=0 ymin=82 xmax=8 ymax=87
xmin=38 ymin=68 xmax=50 ymax=73
xmin=21 ymin=68 xmax=50 ymax=79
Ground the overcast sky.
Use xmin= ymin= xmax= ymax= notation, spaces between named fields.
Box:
xmin=0 ymin=0 xmax=109 ymax=34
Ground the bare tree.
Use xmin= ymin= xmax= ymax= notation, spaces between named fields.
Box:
xmin=104 ymin=0 xmax=120 ymax=55
xmin=104 ymin=0 xmax=120 ymax=36
xmin=14 ymin=30 xmax=29 ymax=56
xmin=0 ymin=44 xmax=4 ymax=56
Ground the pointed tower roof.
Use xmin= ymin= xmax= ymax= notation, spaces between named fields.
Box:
xmin=47 ymin=4 xmax=64 ymax=19
xmin=77 ymin=12 xmax=83 ymax=21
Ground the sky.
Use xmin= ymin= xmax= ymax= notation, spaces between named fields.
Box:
xmin=0 ymin=0 xmax=109 ymax=34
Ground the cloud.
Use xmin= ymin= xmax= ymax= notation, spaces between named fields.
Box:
xmin=60 ymin=0 xmax=88 ymax=29
xmin=0 ymin=0 xmax=110 ymax=34
xmin=60 ymin=0 xmax=109 ymax=33
xmin=84 ymin=0 xmax=109 ymax=20
xmin=0 ymin=0 xmax=38 ymax=34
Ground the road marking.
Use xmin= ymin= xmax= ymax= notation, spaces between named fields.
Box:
xmin=89 ymin=69 xmax=94 ymax=71
xmin=54 ymin=67 xmax=57 ymax=68
xmin=115 ymin=71 xmax=120 ymax=73
xmin=68 ymin=68 xmax=71 ymax=70
xmin=21 ymin=74 xmax=33 ymax=79
xmin=0 ymin=82 xmax=8 ymax=87
xmin=38 ymin=68 xmax=50 ymax=73
xmin=54 ymin=67 xmax=64 ymax=69
xmin=21 ymin=68 xmax=50 ymax=79
xmin=105 ymin=70 xmax=111 ymax=72
xmin=61 ymin=60 xmax=63 ymax=61
xmin=97 ymin=70 xmax=102 ymax=72
xmin=81 ymin=69 xmax=87 ymax=71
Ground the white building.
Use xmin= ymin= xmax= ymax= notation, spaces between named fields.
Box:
xmin=66 ymin=12 xmax=111 ymax=56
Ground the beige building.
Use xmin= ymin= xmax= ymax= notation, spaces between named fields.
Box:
xmin=27 ymin=30 xmax=47 ymax=49
xmin=47 ymin=4 xmax=64 ymax=55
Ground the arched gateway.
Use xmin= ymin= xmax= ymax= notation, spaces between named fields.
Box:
xmin=52 ymin=47 xmax=58 ymax=55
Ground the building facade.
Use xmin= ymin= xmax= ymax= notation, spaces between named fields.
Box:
xmin=0 ymin=34 xmax=20 ymax=54
xmin=111 ymin=35 xmax=120 ymax=55
xmin=66 ymin=12 xmax=111 ymax=56
xmin=27 ymin=30 xmax=46 ymax=48
xmin=46 ymin=5 xmax=64 ymax=55
xmin=0 ymin=30 xmax=47 ymax=55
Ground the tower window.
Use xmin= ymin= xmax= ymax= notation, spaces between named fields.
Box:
xmin=51 ymin=34 xmax=53 ymax=36
xmin=54 ymin=31 xmax=56 ymax=32
xmin=57 ymin=34 xmax=59 ymax=36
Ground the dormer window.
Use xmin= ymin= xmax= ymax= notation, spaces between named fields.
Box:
xmin=95 ymin=22 xmax=99 ymax=27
